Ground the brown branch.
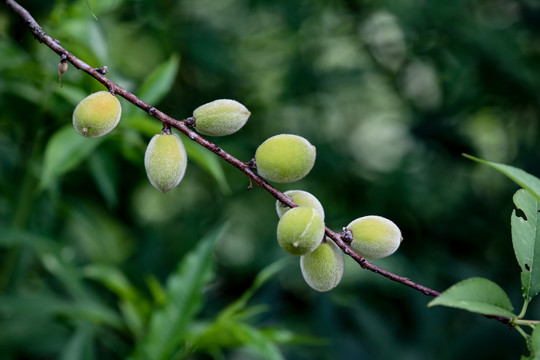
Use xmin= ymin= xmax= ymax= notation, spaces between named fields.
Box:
xmin=2 ymin=0 xmax=511 ymax=326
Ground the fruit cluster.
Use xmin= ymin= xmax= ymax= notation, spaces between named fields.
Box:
xmin=274 ymin=190 xmax=402 ymax=292
xmin=72 ymin=92 xmax=403 ymax=292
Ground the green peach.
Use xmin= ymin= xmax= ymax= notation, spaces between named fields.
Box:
xmin=276 ymin=190 xmax=325 ymax=220
xmin=347 ymin=215 xmax=402 ymax=259
xmin=300 ymin=239 xmax=344 ymax=292
xmin=277 ymin=207 xmax=325 ymax=256
xmin=73 ymin=91 xmax=121 ymax=138
xmin=255 ymin=134 xmax=316 ymax=183
xmin=144 ymin=133 xmax=188 ymax=193
xmin=193 ymin=99 xmax=250 ymax=136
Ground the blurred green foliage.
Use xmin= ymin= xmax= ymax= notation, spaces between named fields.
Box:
xmin=1 ymin=0 xmax=540 ymax=358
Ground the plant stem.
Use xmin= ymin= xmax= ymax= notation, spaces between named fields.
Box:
xmin=519 ymin=299 xmax=531 ymax=319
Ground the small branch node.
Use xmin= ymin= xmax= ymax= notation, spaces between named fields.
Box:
xmin=341 ymin=228 xmax=353 ymax=244
xmin=148 ymin=107 xmax=156 ymax=115
xmin=161 ymin=125 xmax=172 ymax=135
xmin=247 ymin=158 xmax=257 ymax=170
xmin=95 ymin=65 xmax=108 ymax=74
xmin=184 ymin=117 xmax=196 ymax=126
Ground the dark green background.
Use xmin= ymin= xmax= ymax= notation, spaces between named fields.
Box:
xmin=1 ymin=0 xmax=540 ymax=358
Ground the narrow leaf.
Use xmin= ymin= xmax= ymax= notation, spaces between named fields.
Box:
xmin=219 ymin=258 xmax=289 ymax=321
xmin=59 ymin=324 xmax=95 ymax=360
xmin=183 ymin=138 xmax=230 ymax=194
xmin=511 ymin=189 xmax=540 ymax=301
xmin=428 ymin=277 xmax=515 ymax=318
xmin=40 ymin=125 xmax=104 ymax=190
xmin=88 ymin=150 xmax=119 ymax=208
xmin=227 ymin=322 xmax=284 ymax=360
xmin=132 ymin=225 xmax=224 ymax=360
xmin=137 ymin=54 xmax=180 ymax=106
xmin=464 ymin=154 xmax=540 ymax=203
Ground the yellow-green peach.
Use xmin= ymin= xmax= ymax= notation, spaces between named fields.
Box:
xmin=193 ymin=99 xmax=250 ymax=136
xmin=255 ymin=134 xmax=316 ymax=183
xmin=144 ymin=133 xmax=188 ymax=193
xmin=347 ymin=215 xmax=402 ymax=259
xmin=73 ymin=91 xmax=121 ymax=138
xmin=277 ymin=207 xmax=324 ymax=255
xmin=300 ymin=239 xmax=344 ymax=292
xmin=276 ymin=190 xmax=325 ymax=220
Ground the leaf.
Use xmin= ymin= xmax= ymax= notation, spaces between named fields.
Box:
xmin=131 ymin=225 xmax=224 ymax=360
xmin=464 ymin=154 xmax=540 ymax=203
xmin=56 ymin=301 xmax=125 ymax=331
xmin=428 ymin=277 xmax=516 ymax=318
xmin=59 ymin=324 xmax=95 ymax=360
xmin=226 ymin=322 xmax=284 ymax=360
xmin=40 ymin=125 xmax=104 ymax=191
xmin=183 ymin=138 xmax=230 ymax=194
xmin=529 ymin=324 xmax=540 ymax=360
xmin=83 ymin=264 xmax=140 ymax=303
xmin=83 ymin=263 xmax=150 ymax=339
xmin=512 ymin=189 xmax=540 ymax=301
xmin=88 ymin=149 xmax=119 ymax=208
xmin=137 ymin=54 xmax=180 ymax=106
xmin=219 ymin=258 xmax=289 ymax=321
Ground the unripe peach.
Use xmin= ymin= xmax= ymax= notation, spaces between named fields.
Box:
xmin=73 ymin=91 xmax=121 ymax=138
xmin=276 ymin=190 xmax=325 ymax=220
xmin=255 ymin=134 xmax=316 ymax=183
xmin=300 ymin=239 xmax=344 ymax=292
xmin=144 ymin=133 xmax=188 ymax=193
xmin=347 ymin=215 xmax=402 ymax=259
xmin=193 ymin=99 xmax=250 ymax=136
xmin=276 ymin=207 xmax=325 ymax=256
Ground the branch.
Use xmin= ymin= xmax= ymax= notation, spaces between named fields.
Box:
xmin=3 ymin=0 xmax=510 ymax=325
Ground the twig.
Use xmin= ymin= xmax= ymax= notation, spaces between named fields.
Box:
xmin=2 ymin=0 xmax=512 ymax=326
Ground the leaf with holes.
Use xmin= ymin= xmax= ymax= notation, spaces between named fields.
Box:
xmin=512 ymin=189 xmax=540 ymax=301
xmin=428 ymin=277 xmax=515 ymax=318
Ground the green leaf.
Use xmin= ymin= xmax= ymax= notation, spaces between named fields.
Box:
xmin=56 ymin=301 xmax=125 ymax=331
xmin=83 ymin=264 xmax=140 ymax=304
xmin=183 ymin=137 xmax=230 ymax=194
xmin=226 ymin=322 xmax=284 ymax=360
xmin=428 ymin=277 xmax=516 ymax=318
xmin=131 ymin=225 xmax=224 ymax=360
xmin=529 ymin=324 xmax=540 ymax=360
xmin=59 ymin=324 xmax=95 ymax=360
xmin=464 ymin=154 xmax=540 ymax=203
xmin=40 ymin=125 xmax=104 ymax=191
xmin=512 ymin=189 xmax=540 ymax=301
xmin=219 ymin=258 xmax=289 ymax=321
xmin=83 ymin=263 xmax=150 ymax=339
xmin=88 ymin=149 xmax=119 ymax=208
xmin=144 ymin=275 xmax=167 ymax=306
xmin=137 ymin=54 xmax=180 ymax=106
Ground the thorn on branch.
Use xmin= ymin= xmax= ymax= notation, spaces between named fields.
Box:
xmin=247 ymin=177 xmax=253 ymax=190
